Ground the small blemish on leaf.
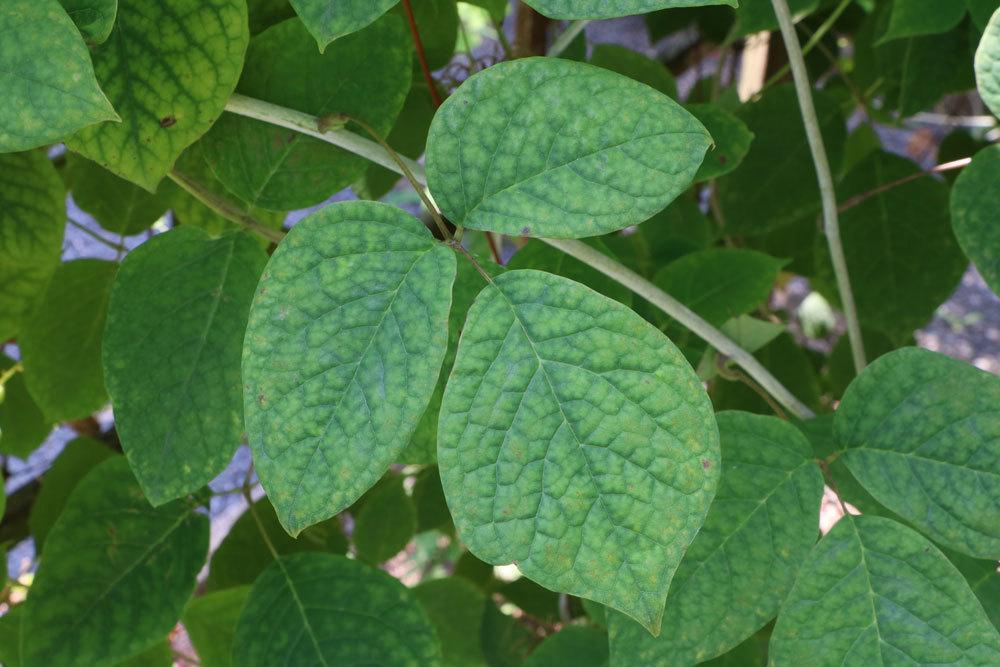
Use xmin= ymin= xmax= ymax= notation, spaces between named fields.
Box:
xmin=521 ymin=226 xmax=531 ymax=236
xmin=159 ymin=116 xmax=176 ymax=128
xmin=701 ymin=459 xmax=712 ymax=470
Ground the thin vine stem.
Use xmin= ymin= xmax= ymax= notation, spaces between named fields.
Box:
xmin=761 ymin=0 xmax=853 ymax=92
xmin=400 ymin=0 xmax=443 ymax=107
xmin=838 ymin=157 xmax=971 ymax=213
xmin=770 ymin=0 xmax=866 ymax=376
xmin=167 ymin=169 xmax=284 ymax=243
xmin=547 ymin=20 xmax=589 ymax=57
xmin=220 ymin=94 xmax=817 ymax=419
xmin=66 ymin=217 xmax=127 ymax=252
xmin=0 ymin=362 xmax=23 ymax=389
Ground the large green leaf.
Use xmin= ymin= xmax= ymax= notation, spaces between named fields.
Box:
xmin=394 ymin=0 xmax=458 ymax=71
xmin=717 ymin=85 xmax=844 ymax=236
xmin=353 ymin=473 xmax=417 ymax=564
xmin=242 ymin=201 xmax=456 ymax=535
xmin=0 ymin=151 xmax=65 ymax=342
xmin=0 ymin=0 xmax=117 ymax=152
xmin=426 ymin=57 xmax=711 ymax=239
xmin=522 ymin=0 xmax=735 ymax=20
xmin=21 ymin=457 xmax=208 ymax=667
xmin=687 ymin=103 xmax=753 ymax=182
xmin=817 ymin=152 xmax=966 ymax=343
xmin=288 ymin=0 xmax=399 ymax=51
xmin=66 ymin=155 xmax=168 ymax=236
xmin=20 ymin=260 xmax=117 ymax=421
xmin=608 ymin=411 xmax=822 ymax=666
xmin=769 ymin=515 xmax=1000 ymax=665
xmin=58 ymin=0 xmax=118 ymax=44
xmin=234 ymin=553 xmax=442 ymax=665
xmin=879 ymin=0 xmax=967 ymax=43
xmin=104 ymin=227 xmax=267 ymax=504
xmin=66 ymin=0 xmax=248 ymax=191
xmin=952 ymin=145 xmax=1000 ymax=296
xmin=412 ymin=577 xmax=489 ymax=667
xmin=969 ymin=0 xmax=1000 ymax=30
xmin=0 ymin=354 xmax=53 ymax=459
xmin=526 ymin=626 xmax=610 ymax=667
xmin=182 ymin=586 xmax=250 ymax=667
xmin=28 ymin=438 xmax=114 ymax=554
xmin=202 ymin=16 xmax=411 ymax=211
xmin=438 ymin=269 xmax=719 ymax=634
xmin=733 ymin=0 xmax=819 ymax=37
xmin=205 ymin=497 xmax=347 ymax=592
xmin=836 ymin=347 xmax=1000 ymax=559
xmin=589 ymin=44 xmax=678 ymax=97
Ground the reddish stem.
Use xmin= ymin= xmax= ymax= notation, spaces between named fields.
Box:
xmin=401 ymin=0 xmax=443 ymax=108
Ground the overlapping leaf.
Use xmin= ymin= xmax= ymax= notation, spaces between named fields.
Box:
xmin=769 ymin=515 xmax=1000 ymax=665
xmin=202 ymin=16 xmax=411 ymax=211
xmin=233 ymin=553 xmax=442 ymax=665
xmin=67 ymin=155 xmax=168 ymax=236
xmin=0 ymin=0 xmax=118 ymax=152
xmin=526 ymin=626 xmax=610 ymax=667
xmin=412 ymin=578 xmax=489 ymax=667
xmin=608 ymin=412 xmax=822 ymax=666
xmin=66 ymin=0 xmax=249 ymax=190
xmin=353 ymin=473 xmax=417 ymax=564
xmin=58 ymin=0 xmax=118 ymax=44
xmin=835 ymin=347 xmax=1000 ymax=558
xmin=242 ymin=201 xmax=455 ymax=535
xmin=0 ymin=354 xmax=52 ymax=460
xmin=589 ymin=44 xmax=677 ymax=97
xmin=687 ymin=104 xmax=753 ymax=182
xmin=182 ymin=586 xmax=250 ymax=667
xmin=952 ymin=146 xmax=1000 ymax=296
xmin=21 ymin=458 xmax=208 ymax=667
xmin=288 ymin=0 xmax=399 ymax=51
xmin=438 ymin=269 xmax=719 ymax=633
xmin=426 ymin=57 xmax=711 ymax=238
xmin=523 ymin=0 xmax=735 ymax=20
xmin=880 ymin=0 xmax=967 ymax=42
xmin=20 ymin=260 xmax=117 ymax=421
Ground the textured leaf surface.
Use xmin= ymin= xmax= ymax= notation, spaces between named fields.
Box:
xmin=952 ymin=145 xmax=1000 ymax=295
xmin=0 ymin=0 xmax=117 ymax=152
xmin=205 ymin=498 xmax=347 ymax=592
xmin=819 ymin=152 xmax=965 ymax=342
xmin=289 ymin=0 xmax=399 ymax=51
xmin=687 ymin=103 xmax=753 ymax=182
xmin=608 ymin=412 xmax=822 ymax=666
xmin=203 ymin=16 xmax=411 ymax=211
xmin=66 ymin=0 xmax=248 ymax=191
xmin=182 ymin=586 xmax=250 ymax=667
xmin=58 ymin=0 xmax=118 ymax=44
xmin=526 ymin=626 xmax=610 ymax=667
xmin=22 ymin=458 xmax=208 ymax=667
xmin=438 ymin=269 xmax=719 ymax=633
xmin=718 ymin=85 xmax=844 ymax=235
xmin=104 ymin=227 xmax=266 ymax=504
xmin=589 ymin=44 xmax=677 ymax=97
xmin=769 ymin=515 xmax=1000 ymax=666
xmin=412 ymin=577 xmax=489 ymax=667
xmin=0 ymin=354 xmax=52 ymax=459
xmin=836 ymin=347 xmax=1000 ymax=558
xmin=243 ymin=201 xmax=455 ymax=535
xmin=522 ymin=0 xmax=735 ymax=20
xmin=354 ymin=473 xmax=417 ymax=563
xmin=426 ymin=57 xmax=711 ymax=238
xmin=20 ymin=260 xmax=117 ymax=421
xmin=0 ymin=152 xmax=65 ymax=342
xmin=880 ymin=0 xmax=967 ymax=42
xmin=67 ymin=155 xmax=168 ymax=236
xmin=234 ymin=553 xmax=442 ymax=666
xmin=28 ymin=438 xmax=114 ymax=554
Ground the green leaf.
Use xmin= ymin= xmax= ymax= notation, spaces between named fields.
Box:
xmin=696 ymin=316 xmax=786 ymax=381
xmin=20 ymin=260 xmax=117 ymax=421
xmin=482 ymin=601 xmax=539 ymax=666
xmin=242 ymin=201 xmax=456 ymax=535
xmin=733 ymin=0 xmax=818 ymax=36
xmin=817 ymin=152 xmax=966 ymax=342
xmin=21 ymin=457 xmax=208 ymax=667
xmin=710 ymin=334 xmax=822 ymax=415
xmin=718 ymin=85 xmax=844 ymax=235
xmin=0 ymin=151 xmax=66 ymax=342
xmin=234 ymin=553 xmax=443 ymax=665
xmin=438 ymin=269 xmax=719 ymax=634
xmin=182 ymin=586 xmax=250 ymax=667
xmin=205 ymin=497 xmax=347 ymax=592
xmin=395 ymin=0 xmax=458 ymax=71
xmin=362 ymin=81 xmax=437 ymax=200
xmin=202 ymin=16 xmax=411 ymax=211
xmin=687 ymin=103 xmax=753 ymax=182
xmin=836 ymin=347 xmax=1000 ymax=559
xmin=66 ymin=0 xmax=249 ymax=191
xmin=589 ymin=44 xmax=677 ymax=97
xmin=66 ymin=155 xmax=168 ymax=236
xmin=946 ymin=549 xmax=1000 ymax=632
xmin=608 ymin=411 xmax=823 ymax=666
xmin=426 ymin=57 xmax=711 ymax=239
xmin=526 ymin=626 xmax=609 ymax=667
xmin=769 ymin=515 xmax=1000 ymax=665
xmin=28 ymin=437 xmax=114 ymax=554
xmin=879 ymin=0 xmax=967 ymax=43
xmin=104 ymin=227 xmax=267 ymax=504
xmin=700 ymin=627 xmax=769 ymax=667
xmin=58 ymin=0 xmax=118 ymax=44
xmin=0 ymin=354 xmax=53 ymax=460
xmin=115 ymin=642 xmax=172 ymax=667
xmin=522 ymin=0 xmax=736 ymax=20
xmin=0 ymin=606 xmax=21 ymax=667
xmin=0 ymin=0 xmax=118 ymax=152
xmin=508 ymin=240 xmax=633 ymax=306
xmin=248 ymin=0 xmax=296 ymax=34
xmin=354 ymin=473 xmax=417 ymax=563
xmin=952 ymin=145 xmax=1000 ymax=296
xmin=413 ymin=577 xmax=489 ymax=667
xmin=412 ymin=467 xmax=454 ymax=533
xmin=289 ymin=0 xmax=399 ymax=51
xmin=968 ymin=0 xmax=1000 ymax=31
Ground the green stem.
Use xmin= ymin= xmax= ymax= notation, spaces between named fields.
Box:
xmin=547 ymin=20 xmax=589 ymax=57
xmin=761 ymin=0 xmax=853 ymax=92
xmin=220 ymin=94 xmax=816 ymax=419
xmin=770 ymin=0 xmax=866 ymax=375
xmin=0 ymin=362 xmax=23 ymax=389
xmin=167 ymin=170 xmax=284 ymax=243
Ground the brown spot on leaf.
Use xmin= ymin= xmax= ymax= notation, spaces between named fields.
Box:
xmin=521 ymin=226 xmax=531 ymax=237
xmin=159 ymin=116 xmax=176 ymax=128
xmin=701 ymin=459 xmax=712 ymax=470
